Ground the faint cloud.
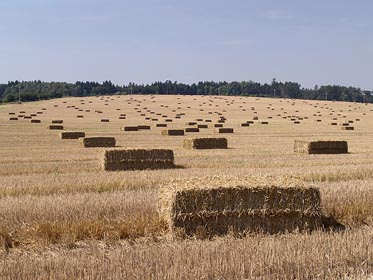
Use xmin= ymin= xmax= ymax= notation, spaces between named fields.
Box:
xmin=263 ymin=9 xmax=291 ymax=21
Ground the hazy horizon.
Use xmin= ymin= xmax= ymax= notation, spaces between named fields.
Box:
xmin=1 ymin=0 xmax=373 ymax=90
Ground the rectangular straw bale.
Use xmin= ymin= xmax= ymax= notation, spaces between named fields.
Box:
xmin=197 ymin=124 xmax=208 ymax=129
xmin=183 ymin=138 xmax=227 ymax=149
xmin=341 ymin=126 xmax=354 ymax=130
xmin=186 ymin=122 xmax=197 ymax=126
xmin=294 ymin=140 xmax=348 ymax=154
xmin=215 ymin=128 xmax=234 ymax=133
xmin=137 ymin=125 xmax=151 ymax=130
xmin=102 ymin=149 xmax=175 ymax=171
xmin=123 ymin=126 xmax=139 ymax=131
xmin=31 ymin=120 xmax=41 ymax=123
xmin=9 ymin=117 xmax=18 ymax=121
xmin=162 ymin=129 xmax=185 ymax=136
xmin=158 ymin=176 xmax=322 ymax=237
xmin=103 ymin=149 xmax=174 ymax=161
xmin=156 ymin=123 xmax=167 ymax=127
xmin=49 ymin=125 xmax=64 ymax=130
xmin=81 ymin=137 xmax=116 ymax=148
xmin=52 ymin=120 xmax=63 ymax=124
xmin=185 ymin=127 xmax=200 ymax=133
xmin=60 ymin=132 xmax=85 ymax=139
xmin=214 ymin=124 xmax=223 ymax=128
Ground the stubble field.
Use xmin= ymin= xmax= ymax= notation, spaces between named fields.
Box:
xmin=0 ymin=94 xmax=372 ymax=279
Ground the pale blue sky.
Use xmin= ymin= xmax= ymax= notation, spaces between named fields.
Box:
xmin=1 ymin=0 xmax=373 ymax=89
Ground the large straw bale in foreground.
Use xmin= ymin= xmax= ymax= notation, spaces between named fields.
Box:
xmin=294 ymin=140 xmax=348 ymax=154
xmin=158 ymin=176 xmax=322 ymax=237
xmin=183 ymin=138 xmax=228 ymax=149
xmin=81 ymin=137 xmax=116 ymax=148
xmin=101 ymin=148 xmax=175 ymax=171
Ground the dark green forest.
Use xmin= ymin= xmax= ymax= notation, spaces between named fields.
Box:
xmin=0 ymin=79 xmax=372 ymax=103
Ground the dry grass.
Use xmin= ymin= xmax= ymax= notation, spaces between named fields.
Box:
xmin=0 ymin=95 xmax=372 ymax=278
xmin=1 ymin=229 xmax=372 ymax=279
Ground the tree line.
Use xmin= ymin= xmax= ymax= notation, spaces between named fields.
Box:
xmin=0 ymin=79 xmax=372 ymax=103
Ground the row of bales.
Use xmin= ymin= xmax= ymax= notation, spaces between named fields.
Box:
xmin=6 ymin=93 xmax=368 ymax=134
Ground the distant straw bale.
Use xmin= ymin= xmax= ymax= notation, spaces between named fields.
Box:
xmin=137 ymin=125 xmax=151 ymax=130
xmin=49 ymin=125 xmax=64 ymax=130
xmin=197 ymin=124 xmax=208 ymax=129
xmin=81 ymin=137 xmax=116 ymax=148
xmin=60 ymin=132 xmax=85 ymax=139
xmin=215 ymin=128 xmax=234 ymax=133
xmin=162 ymin=130 xmax=185 ymax=136
xmin=294 ymin=140 xmax=348 ymax=154
xmin=122 ymin=126 xmax=139 ymax=132
xmin=52 ymin=120 xmax=63 ymax=124
xmin=183 ymin=138 xmax=227 ymax=149
xmin=185 ymin=128 xmax=200 ymax=133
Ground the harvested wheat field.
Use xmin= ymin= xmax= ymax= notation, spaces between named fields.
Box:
xmin=0 ymin=94 xmax=372 ymax=279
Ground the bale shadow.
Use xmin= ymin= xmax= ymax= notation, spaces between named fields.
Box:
xmin=321 ymin=215 xmax=346 ymax=232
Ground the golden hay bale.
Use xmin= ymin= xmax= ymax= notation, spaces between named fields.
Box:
xmin=49 ymin=125 xmax=64 ymax=130
xmin=214 ymin=124 xmax=223 ymax=128
xmin=101 ymin=119 xmax=109 ymax=122
xmin=241 ymin=123 xmax=250 ymax=127
xmin=215 ymin=128 xmax=234 ymax=133
xmin=60 ymin=132 xmax=85 ymax=139
xmin=341 ymin=126 xmax=354 ymax=130
xmin=51 ymin=120 xmax=63 ymax=124
xmin=156 ymin=123 xmax=167 ymax=128
xmin=197 ymin=124 xmax=208 ymax=129
xmin=122 ymin=126 xmax=139 ymax=131
xmin=162 ymin=130 xmax=185 ymax=136
xmin=186 ymin=122 xmax=197 ymax=126
xmin=80 ymin=137 xmax=116 ymax=148
xmin=137 ymin=125 xmax=151 ymax=130
xmin=9 ymin=118 xmax=18 ymax=121
xmin=183 ymin=138 xmax=227 ymax=149
xmin=294 ymin=140 xmax=348 ymax=154
xmin=158 ymin=175 xmax=322 ymax=237
xmin=31 ymin=119 xmax=41 ymax=123
xmin=185 ymin=128 xmax=200 ymax=133
xmin=101 ymin=149 xmax=175 ymax=171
